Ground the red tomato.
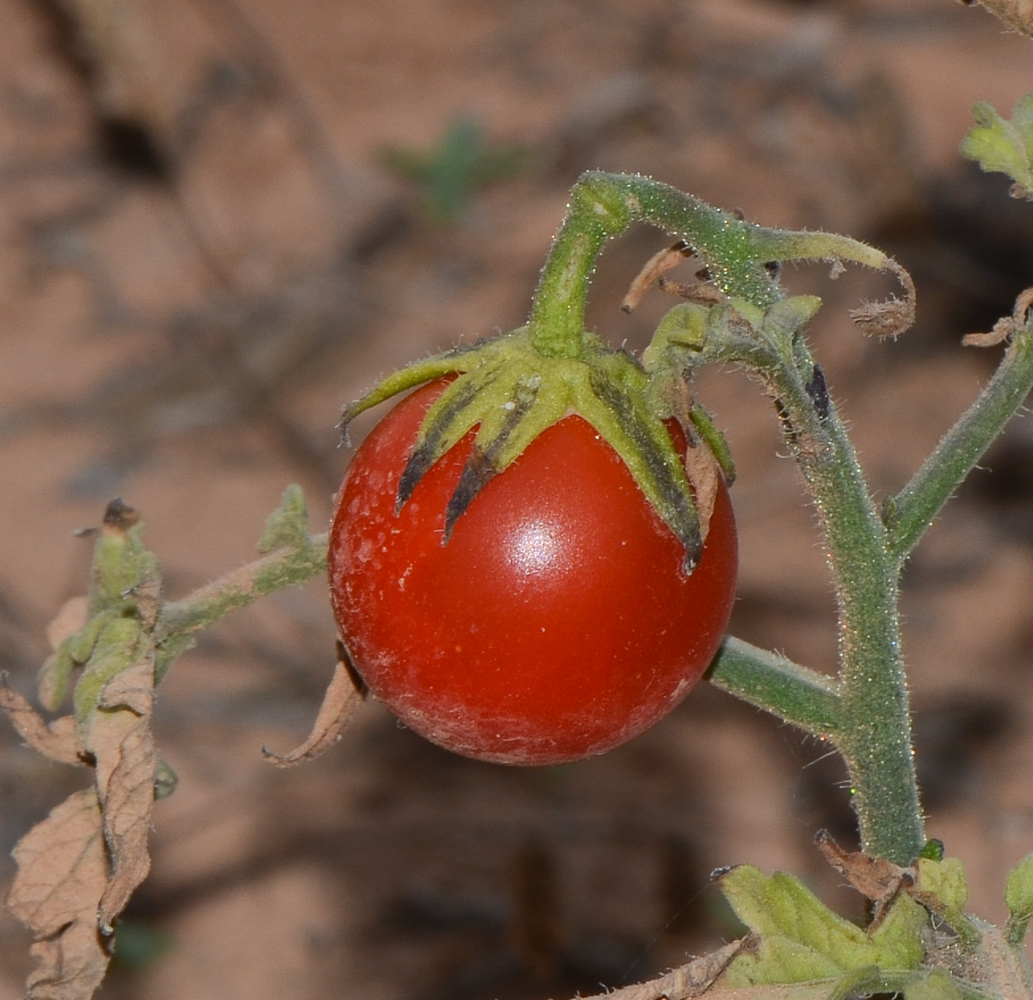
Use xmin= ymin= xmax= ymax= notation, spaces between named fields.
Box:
xmin=329 ymin=379 xmax=737 ymax=765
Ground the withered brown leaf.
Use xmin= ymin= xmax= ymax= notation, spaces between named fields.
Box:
xmin=576 ymin=938 xmax=744 ymax=1000
xmin=7 ymin=788 xmax=112 ymax=1000
xmin=86 ymin=657 xmax=158 ymax=932
xmin=621 ymin=240 xmax=695 ymax=313
xmin=0 ymin=677 xmax=82 ymax=767
xmin=262 ymin=656 xmax=366 ymax=767
xmin=815 ymin=829 xmax=912 ymax=921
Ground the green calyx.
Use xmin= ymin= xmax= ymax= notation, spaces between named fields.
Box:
xmin=342 ymin=326 xmax=708 ymax=570
xmin=342 ymin=171 xmax=913 ymax=574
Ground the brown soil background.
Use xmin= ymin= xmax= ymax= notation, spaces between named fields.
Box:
xmin=1 ymin=0 xmax=1033 ymax=997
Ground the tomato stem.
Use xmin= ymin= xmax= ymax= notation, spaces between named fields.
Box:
xmin=884 ymin=317 xmax=1033 ymax=565
xmin=526 ymin=171 xmax=892 ymax=362
xmin=155 ymin=487 xmax=327 ymax=680
xmin=756 ymin=327 xmax=926 ymax=864
xmin=707 ymin=637 xmax=840 ymax=735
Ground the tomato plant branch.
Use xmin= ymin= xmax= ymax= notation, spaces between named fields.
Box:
xmin=155 ymin=486 xmax=327 ymax=679
xmin=707 ymin=637 xmax=841 ymax=735
xmin=758 ymin=334 xmax=924 ymax=866
xmin=527 ymin=171 xmax=925 ymax=864
xmin=527 ymin=172 xmax=891 ymax=360
xmin=884 ymin=312 xmax=1033 ymax=566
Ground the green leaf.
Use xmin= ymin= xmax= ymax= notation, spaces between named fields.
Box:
xmin=380 ymin=116 xmax=530 ymax=223
xmin=915 ymin=857 xmax=980 ymax=945
xmin=72 ymin=617 xmax=147 ymax=739
xmin=257 ymin=485 xmax=313 ymax=554
xmin=38 ymin=609 xmax=116 ymax=711
xmin=717 ymin=865 xmax=924 ymax=988
xmin=960 ymin=98 xmax=1033 ymax=197
xmin=1004 ymin=851 xmax=1033 ymax=944
xmin=89 ymin=501 xmax=159 ymax=616
xmin=917 ymin=857 xmax=969 ymax=913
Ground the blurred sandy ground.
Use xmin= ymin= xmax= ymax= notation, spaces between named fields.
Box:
xmin=1 ymin=1 xmax=1033 ymax=997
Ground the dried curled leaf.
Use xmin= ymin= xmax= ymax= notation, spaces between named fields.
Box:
xmin=577 ymin=939 xmax=744 ymax=1000
xmin=7 ymin=789 xmax=112 ymax=1000
xmin=262 ymin=652 xmax=366 ymax=767
xmin=815 ymin=830 xmax=913 ymax=922
xmin=621 ymin=239 xmax=695 ymax=313
xmin=963 ymin=287 xmax=1033 ymax=348
xmin=88 ymin=658 xmax=158 ymax=932
xmin=6 ymin=625 xmax=160 ymax=996
xmin=850 ymin=261 xmax=916 ymax=339
xmin=0 ymin=676 xmax=82 ymax=767
xmin=969 ymin=1 xmax=1033 ymax=39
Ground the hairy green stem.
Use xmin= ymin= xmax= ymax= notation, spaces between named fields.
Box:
xmin=156 ymin=529 xmax=327 ymax=679
xmin=761 ymin=339 xmax=924 ymax=864
xmin=526 ymin=178 xmax=628 ymax=357
xmin=707 ymin=637 xmax=841 ymax=735
xmin=527 ymin=171 xmax=890 ymax=362
xmin=885 ymin=320 xmax=1033 ymax=565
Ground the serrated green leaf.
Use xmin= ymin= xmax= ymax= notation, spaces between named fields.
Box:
xmin=718 ymin=866 xmax=925 ymax=988
xmin=870 ymin=892 xmax=927 ymax=969
xmin=918 ymin=857 xmax=969 ymax=913
xmin=257 ymin=485 xmax=312 ymax=554
xmin=72 ymin=617 xmax=146 ymax=739
xmin=960 ymin=100 xmax=1033 ymax=194
xmin=1004 ymin=851 xmax=1033 ymax=944
xmin=915 ymin=857 xmax=980 ymax=945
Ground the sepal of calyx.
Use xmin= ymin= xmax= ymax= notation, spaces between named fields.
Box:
xmin=341 ymin=326 xmax=709 ymax=572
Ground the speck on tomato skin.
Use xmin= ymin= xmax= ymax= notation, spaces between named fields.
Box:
xmin=329 ymin=379 xmax=738 ymax=766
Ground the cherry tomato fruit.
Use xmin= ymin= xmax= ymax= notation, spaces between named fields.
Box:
xmin=329 ymin=379 xmax=737 ymax=766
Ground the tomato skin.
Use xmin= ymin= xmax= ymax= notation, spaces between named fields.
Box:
xmin=329 ymin=379 xmax=737 ymax=766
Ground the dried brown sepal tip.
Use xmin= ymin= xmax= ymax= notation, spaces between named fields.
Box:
xmin=338 ymin=639 xmax=370 ymax=698
xmin=102 ymin=497 xmax=140 ymax=531
xmin=815 ymin=829 xmax=913 ymax=924
xmin=621 ymin=239 xmax=694 ymax=313
xmin=963 ymin=324 xmax=1013 ymax=348
xmin=849 ymin=259 xmax=916 ymax=340
xmin=963 ymin=286 xmax=1033 ymax=347
xmin=397 ymin=446 xmax=437 ymax=511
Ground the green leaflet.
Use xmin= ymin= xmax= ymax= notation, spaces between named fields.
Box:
xmin=1005 ymin=851 xmax=1033 ymax=945
xmin=717 ymin=865 xmax=925 ymax=987
xmin=961 ymin=96 xmax=1033 ymax=198
xmin=916 ymin=857 xmax=976 ymax=939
